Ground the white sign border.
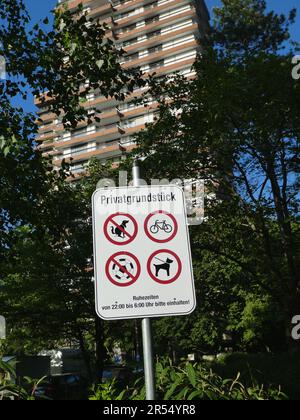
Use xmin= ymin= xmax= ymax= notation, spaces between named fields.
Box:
xmin=92 ymin=185 xmax=196 ymax=321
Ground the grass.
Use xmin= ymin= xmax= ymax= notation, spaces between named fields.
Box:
xmin=208 ymin=351 xmax=300 ymax=400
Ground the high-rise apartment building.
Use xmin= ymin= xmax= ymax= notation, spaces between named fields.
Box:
xmin=35 ymin=0 xmax=209 ymax=180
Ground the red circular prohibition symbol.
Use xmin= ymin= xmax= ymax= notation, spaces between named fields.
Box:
xmin=104 ymin=213 xmax=138 ymax=246
xmin=144 ymin=211 xmax=178 ymax=243
xmin=106 ymin=252 xmax=141 ymax=287
xmin=147 ymin=249 xmax=182 ymax=285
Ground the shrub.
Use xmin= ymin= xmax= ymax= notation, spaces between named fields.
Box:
xmin=89 ymin=359 xmax=287 ymax=401
xmin=0 ymin=359 xmax=45 ymax=400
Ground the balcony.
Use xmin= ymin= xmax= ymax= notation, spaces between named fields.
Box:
xmin=36 ymin=131 xmax=57 ymax=142
xmin=38 ymin=140 xmax=56 ymax=151
xmin=122 ymin=39 xmax=197 ymax=69
xmin=54 ymin=125 xmax=122 ymax=149
xmin=38 ymin=122 xmax=64 ymax=135
xmin=113 ymin=0 xmax=160 ymax=14
xmin=82 ymin=95 xmax=119 ymax=110
xmin=123 ymin=23 xmax=198 ymax=54
xmin=118 ymin=102 xmax=158 ymax=119
xmin=42 ymin=149 xmax=60 ymax=158
xmin=120 ymin=123 xmax=146 ymax=137
xmin=36 ymin=112 xmax=57 ymax=124
xmin=58 ymin=0 xmax=109 ymax=11
xmin=116 ymin=8 xmax=195 ymax=41
xmin=113 ymin=0 xmax=191 ymax=29
xmin=89 ymin=3 xmax=114 ymax=18
xmin=146 ymin=56 xmax=196 ymax=77
xmin=54 ymin=141 xmax=124 ymax=166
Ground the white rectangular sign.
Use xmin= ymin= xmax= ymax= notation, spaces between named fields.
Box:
xmin=92 ymin=185 xmax=196 ymax=320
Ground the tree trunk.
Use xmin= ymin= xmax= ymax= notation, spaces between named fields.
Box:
xmin=95 ymin=316 xmax=105 ymax=383
xmin=266 ymin=158 xmax=297 ymax=290
xmin=77 ymin=328 xmax=93 ymax=383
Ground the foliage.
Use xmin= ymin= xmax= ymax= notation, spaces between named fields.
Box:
xmin=211 ymin=351 xmax=300 ymax=400
xmin=0 ymin=358 xmax=45 ymax=400
xmin=0 ymin=0 xmax=143 ymax=150
xmin=1 ymin=0 xmax=299 ymax=380
xmin=211 ymin=0 xmax=297 ymax=57
xmin=155 ymin=360 xmax=287 ymax=400
xmin=0 ymin=0 xmax=141 ymax=375
xmin=128 ymin=0 xmax=300 ymax=352
xmin=89 ymin=359 xmax=287 ymax=401
xmin=89 ymin=379 xmax=127 ymax=401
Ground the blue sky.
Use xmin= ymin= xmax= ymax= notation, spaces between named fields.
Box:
xmin=21 ymin=0 xmax=300 ymax=114
xmin=25 ymin=0 xmax=300 ymax=37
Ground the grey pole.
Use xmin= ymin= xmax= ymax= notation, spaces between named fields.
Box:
xmin=0 ymin=315 xmax=5 ymax=340
xmin=132 ymin=160 xmax=156 ymax=400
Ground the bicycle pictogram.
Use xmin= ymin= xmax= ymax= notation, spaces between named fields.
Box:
xmin=150 ymin=219 xmax=173 ymax=235
xmin=144 ymin=211 xmax=178 ymax=243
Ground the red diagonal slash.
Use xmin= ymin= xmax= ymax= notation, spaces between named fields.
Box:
xmin=110 ymin=217 xmax=133 ymax=239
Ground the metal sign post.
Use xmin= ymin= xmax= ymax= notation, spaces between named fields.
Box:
xmin=132 ymin=161 xmax=156 ymax=400
xmin=0 ymin=316 xmax=6 ymax=340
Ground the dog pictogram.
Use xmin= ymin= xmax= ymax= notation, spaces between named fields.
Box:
xmin=153 ymin=256 xmax=174 ymax=277
xmin=147 ymin=250 xmax=182 ymax=285
xmin=111 ymin=219 xmax=129 ymax=239
xmin=104 ymin=213 xmax=138 ymax=246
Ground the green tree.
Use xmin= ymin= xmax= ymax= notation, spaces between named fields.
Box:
xmin=0 ymin=0 xmax=142 ymax=142
xmin=0 ymin=0 xmax=143 ymax=378
xmin=129 ymin=0 xmax=300 ymax=352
